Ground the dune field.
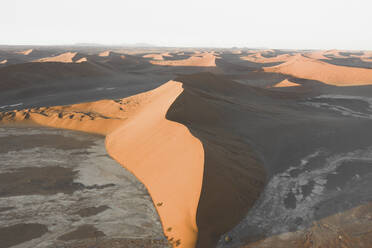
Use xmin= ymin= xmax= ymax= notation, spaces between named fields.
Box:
xmin=1 ymin=47 xmax=372 ymax=248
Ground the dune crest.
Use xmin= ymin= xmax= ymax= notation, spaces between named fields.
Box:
xmin=16 ymin=49 xmax=33 ymax=55
xmin=0 ymin=81 xmax=204 ymax=248
xmin=75 ymin=57 xmax=87 ymax=63
xmin=264 ymin=54 xmax=372 ymax=86
xmin=107 ymin=81 xmax=204 ymax=248
xmin=150 ymin=52 xmax=216 ymax=67
xmin=241 ymin=52 xmax=294 ymax=63
xmin=34 ymin=52 xmax=77 ymax=63
xmin=303 ymin=51 xmax=330 ymax=60
xmin=273 ymin=79 xmax=300 ymax=87
xmin=98 ymin=51 xmax=111 ymax=57
xmin=143 ymin=52 xmax=173 ymax=61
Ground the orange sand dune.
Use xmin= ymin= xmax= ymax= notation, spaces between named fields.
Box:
xmin=16 ymin=49 xmax=33 ymax=55
xmin=323 ymin=50 xmax=348 ymax=58
xmin=264 ymin=54 xmax=372 ymax=86
xmin=75 ymin=57 xmax=87 ymax=63
xmin=273 ymin=79 xmax=300 ymax=87
xmin=0 ymin=81 xmax=204 ymax=248
xmin=99 ymin=51 xmax=111 ymax=57
xmin=303 ymin=51 xmax=330 ymax=60
xmin=143 ymin=53 xmax=165 ymax=61
xmin=150 ymin=53 xmax=216 ymax=67
xmin=231 ymin=50 xmax=242 ymax=54
xmin=0 ymin=59 xmax=7 ymax=64
xmin=107 ymin=81 xmax=203 ymax=248
xmin=357 ymin=51 xmax=372 ymax=62
xmin=241 ymin=52 xmax=294 ymax=63
xmin=34 ymin=52 xmax=77 ymax=63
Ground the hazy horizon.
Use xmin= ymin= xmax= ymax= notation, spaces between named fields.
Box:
xmin=2 ymin=0 xmax=372 ymax=50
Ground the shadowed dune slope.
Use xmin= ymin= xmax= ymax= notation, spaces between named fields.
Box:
xmin=0 ymin=62 xmax=107 ymax=91
xmin=0 ymin=80 xmax=206 ymax=248
xmin=106 ymin=81 xmax=204 ymax=248
xmin=166 ymin=73 xmax=267 ymax=248
xmin=264 ymin=55 xmax=372 ymax=86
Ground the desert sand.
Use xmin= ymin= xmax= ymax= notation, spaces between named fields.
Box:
xmin=143 ymin=52 xmax=173 ymax=61
xmin=241 ymin=52 xmax=294 ymax=63
xmin=273 ymin=79 xmax=300 ymax=87
xmin=107 ymin=81 xmax=204 ymax=247
xmin=0 ymin=80 xmax=204 ymax=248
xmin=99 ymin=51 xmax=111 ymax=57
xmin=75 ymin=57 xmax=87 ymax=63
xmin=143 ymin=53 xmax=165 ymax=60
xmin=34 ymin=52 xmax=77 ymax=63
xmin=150 ymin=52 xmax=216 ymax=67
xmin=264 ymin=54 xmax=372 ymax=86
xmin=303 ymin=50 xmax=330 ymax=60
xmin=2 ymin=46 xmax=372 ymax=248
xmin=16 ymin=49 xmax=33 ymax=55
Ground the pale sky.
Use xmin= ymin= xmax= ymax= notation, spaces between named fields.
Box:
xmin=1 ymin=0 xmax=372 ymax=50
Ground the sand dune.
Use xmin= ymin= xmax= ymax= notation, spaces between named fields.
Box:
xmin=98 ymin=51 xmax=111 ymax=57
xmin=107 ymin=81 xmax=204 ymax=248
xmin=34 ymin=52 xmax=77 ymax=63
xmin=323 ymin=50 xmax=348 ymax=58
xmin=143 ymin=53 xmax=165 ymax=60
xmin=150 ymin=52 xmax=216 ymax=67
xmin=273 ymin=79 xmax=300 ymax=87
xmin=16 ymin=49 xmax=33 ymax=55
xmin=241 ymin=52 xmax=294 ymax=63
xmin=75 ymin=57 xmax=87 ymax=63
xmin=303 ymin=50 xmax=330 ymax=60
xmin=357 ymin=51 xmax=372 ymax=62
xmin=0 ymin=81 xmax=204 ymax=248
xmin=264 ymin=54 xmax=372 ymax=86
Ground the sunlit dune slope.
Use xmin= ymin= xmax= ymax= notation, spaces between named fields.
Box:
xmin=15 ymin=49 xmax=33 ymax=55
xmin=34 ymin=52 xmax=77 ymax=63
xmin=264 ymin=55 xmax=372 ymax=86
xmin=150 ymin=52 xmax=216 ymax=67
xmin=273 ymin=79 xmax=300 ymax=87
xmin=241 ymin=52 xmax=294 ymax=63
xmin=0 ymin=80 xmax=205 ymax=248
xmin=106 ymin=81 xmax=204 ymax=248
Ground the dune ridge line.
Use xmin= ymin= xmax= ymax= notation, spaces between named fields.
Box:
xmin=0 ymin=80 xmax=205 ymax=248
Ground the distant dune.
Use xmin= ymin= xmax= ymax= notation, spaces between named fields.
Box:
xmin=323 ymin=50 xmax=348 ymax=58
xmin=34 ymin=52 xmax=77 ymax=63
xmin=143 ymin=53 xmax=164 ymax=61
xmin=264 ymin=54 xmax=372 ymax=86
xmin=75 ymin=57 xmax=87 ymax=63
xmin=241 ymin=52 xmax=294 ymax=63
xmin=16 ymin=49 xmax=33 ymax=55
xmin=150 ymin=52 xmax=216 ymax=67
xmin=303 ymin=51 xmax=330 ymax=60
xmin=98 ymin=51 xmax=111 ymax=57
xmin=143 ymin=52 xmax=173 ymax=61
xmin=273 ymin=79 xmax=300 ymax=87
